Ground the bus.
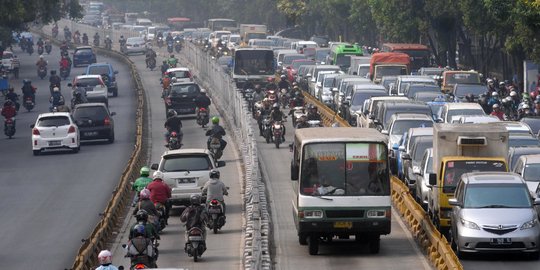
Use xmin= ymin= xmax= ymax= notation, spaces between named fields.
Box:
xmin=290 ymin=127 xmax=391 ymax=255
xmin=232 ymin=48 xmax=275 ymax=88
xmin=207 ymin=18 xmax=237 ymax=32
xmin=135 ymin=18 xmax=152 ymax=27
xmin=124 ymin=12 xmax=138 ymax=25
xmin=381 ymin=43 xmax=430 ymax=71
xmin=167 ymin=17 xmax=192 ymax=30
xmin=329 ymin=44 xmax=364 ymax=72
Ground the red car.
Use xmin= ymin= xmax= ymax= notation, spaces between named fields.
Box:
xmin=286 ymin=59 xmax=316 ymax=82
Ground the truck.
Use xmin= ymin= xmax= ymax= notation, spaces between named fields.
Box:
xmin=427 ymin=123 xmax=509 ymax=236
xmin=239 ymin=24 xmax=267 ymax=43
xmin=369 ymin=52 xmax=411 ymax=84
xmin=232 ymin=47 xmax=275 ymax=88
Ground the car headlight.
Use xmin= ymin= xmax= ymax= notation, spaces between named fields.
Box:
xmin=301 ymin=210 xmax=323 ymax=219
xmin=460 ymin=218 xmax=480 ymax=230
xmin=367 ymin=209 xmax=388 ymax=218
xmin=521 ymin=218 xmax=538 ymax=230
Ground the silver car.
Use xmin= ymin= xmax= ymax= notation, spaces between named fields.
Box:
xmin=123 ymin=37 xmax=147 ymax=55
xmin=449 ymin=172 xmax=540 ymax=259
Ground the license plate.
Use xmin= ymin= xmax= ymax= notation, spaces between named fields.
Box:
xmin=178 ymin=108 xmax=192 ymax=113
xmin=491 ymin=238 xmax=512 ymax=245
xmin=333 ymin=221 xmax=353 ymax=229
xmin=208 ymin=208 xmax=221 ymax=214
xmin=188 ymin=236 xmax=203 ymax=241
xmin=84 ymin=131 xmax=98 ymax=136
xmin=176 ymin=178 xmax=196 ymax=184
xmin=49 ymin=140 xmax=61 ymax=146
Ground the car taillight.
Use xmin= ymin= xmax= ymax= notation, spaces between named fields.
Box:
xmin=32 ymin=128 xmax=40 ymax=135
xmin=104 ymin=117 xmax=111 ymax=126
xmin=68 ymin=125 xmax=76 ymax=133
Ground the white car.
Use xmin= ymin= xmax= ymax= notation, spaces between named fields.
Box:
xmin=166 ymin=67 xmax=194 ymax=83
xmin=70 ymin=75 xmax=108 ymax=106
xmin=150 ymin=149 xmax=225 ymax=206
xmin=31 ymin=112 xmax=80 ymax=155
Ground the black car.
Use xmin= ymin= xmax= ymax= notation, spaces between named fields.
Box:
xmin=164 ymin=82 xmax=201 ymax=115
xmin=72 ymin=103 xmax=115 ymax=143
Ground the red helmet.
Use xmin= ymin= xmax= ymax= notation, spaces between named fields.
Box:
xmin=200 ymin=107 xmax=207 ymax=112
xmin=267 ymin=77 xmax=275 ymax=82
xmin=171 ymin=131 xmax=177 ymax=137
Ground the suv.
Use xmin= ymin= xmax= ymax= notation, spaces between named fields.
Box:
xmin=449 ymin=172 xmax=540 ymax=259
xmin=72 ymin=103 xmax=115 ymax=143
xmin=164 ymin=82 xmax=201 ymax=116
xmin=73 ymin=46 xmax=97 ymax=67
xmin=85 ymin=63 xmax=119 ymax=97
xmin=150 ymin=149 xmax=225 ymax=206
xmin=69 ymin=75 xmax=108 ymax=106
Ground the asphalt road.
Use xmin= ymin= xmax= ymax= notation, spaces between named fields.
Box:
xmin=110 ymin=50 xmax=243 ymax=268
xmin=0 ymin=38 xmax=136 ymax=269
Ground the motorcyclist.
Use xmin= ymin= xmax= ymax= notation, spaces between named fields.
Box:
xmin=11 ymin=55 xmax=20 ymax=79
xmin=73 ymin=30 xmax=80 ymax=43
xmin=266 ymin=77 xmax=277 ymax=91
xmin=509 ymin=91 xmax=520 ymax=111
xmin=104 ymin=35 xmax=112 ymax=49
xmin=306 ymin=104 xmax=321 ymax=121
xmin=518 ymin=103 xmax=534 ymax=120
xmin=490 ymin=104 xmax=505 ymax=120
xmin=296 ymin=115 xmax=310 ymax=129
xmin=132 ymin=166 xmax=153 ymax=206
xmin=160 ymin=60 xmax=169 ymax=75
xmin=205 ymin=116 xmax=227 ymax=151
xmin=49 ymin=70 xmax=61 ymax=93
xmin=130 ymin=207 xmax=159 ymax=241
xmin=49 ymin=86 xmax=65 ymax=108
xmin=167 ymin=54 xmax=178 ymax=68
xmin=93 ymin=32 xmax=100 ymax=45
xmin=82 ymin=33 xmax=89 ymax=45
xmin=534 ymin=100 xmax=540 ymax=116
xmin=157 ymin=31 xmax=163 ymax=40
xmin=194 ymin=89 xmax=211 ymax=111
xmin=21 ymin=79 xmax=36 ymax=103
xmin=36 ymin=55 xmax=47 ymax=69
xmin=278 ymin=74 xmax=290 ymax=90
xmin=486 ymin=91 xmax=500 ymax=114
xmin=164 ymin=109 xmax=183 ymax=146
xmin=147 ymin=172 xmax=172 ymax=224
xmin=165 ymin=33 xmax=174 ymax=44
xmin=1 ymin=100 xmax=17 ymax=123
xmin=202 ymin=169 xmax=228 ymax=215
xmin=60 ymin=40 xmax=69 ymax=53
xmin=180 ymin=194 xmax=208 ymax=246
xmin=5 ymin=88 xmax=19 ymax=111
xmin=95 ymin=250 xmax=119 ymax=270
xmin=71 ymin=88 xmax=87 ymax=107
xmin=257 ymin=98 xmax=272 ymax=136
xmin=125 ymin=224 xmax=157 ymax=268
xmin=270 ymin=103 xmax=286 ymax=141
xmin=145 ymin=47 xmax=157 ymax=68
xmin=290 ymin=90 xmax=305 ymax=108
xmin=36 ymin=37 xmax=44 ymax=48
xmin=59 ymin=55 xmax=70 ymax=71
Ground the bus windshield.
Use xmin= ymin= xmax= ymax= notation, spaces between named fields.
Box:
xmin=234 ymin=50 xmax=274 ymax=75
xmin=300 ymin=142 xmax=389 ymax=196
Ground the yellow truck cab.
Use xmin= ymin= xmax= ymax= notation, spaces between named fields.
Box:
xmin=441 ymin=70 xmax=480 ymax=94
xmin=427 ymin=123 xmax=509 ymax=236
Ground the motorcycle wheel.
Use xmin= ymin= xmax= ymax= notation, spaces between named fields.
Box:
xmin=193 ymin=249 xmax=199 ymax=262
xmin=265 ymin=132 xmax=270 ymax=143
xmin=275 ymin=139 xmax=280 ymax=149
xmin=213 ymin=220 xmax=219 ymax=234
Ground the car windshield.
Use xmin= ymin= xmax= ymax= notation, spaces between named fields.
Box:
xmin=170 ymin=84 xmax=200 ymax=95
xmin=316 ymin=50 xmax=329 ymax=62
xmin=443 ymin=160 xmax=506 ymax=193
xmin=283 ymin=55 xmax=307 ymax=66
xmin=292 ymin=60 xmax=314 ymax=70
xmin=447 ymin=109 xmax=484 ymax=121
xmin=37 ymin=116 xmax=70 ymax=127
xmin=358 ymin=66 xmax=370 ymax=77
xmin=524 ymin=164 xmax=540 ymax=181
xmin=508 ymin=136 xmax=540 ymax=148
xmin=75 ymin=49 xmax=92 ymax=55
xmin=300 ymin=143 xmax=390 ymax=196
xmin=352 ymin=92 xmax=386 ymax=108
xmin=87 ymin=66 xmax=110 ymax=75
xmin=445 ymin=73 xmax=480 ymax=85
xmin=169 ymin=70 xmax=190 ymax=78
xmin=412 ymin=139 xmax=433 ymax=162
xmin=73 ymin=107 xmax=107 ymax=120
xmin=391 ymin=120 xmax=432 ymax=135
xmin=455 ymin=84 xmax=486 ymax=97
xmin=75 ymin=78 xmax=102 ymax=87
xmin=376 ymin=66 xmax=407 ymax=79
xmin=384 ymin=107 xmax=431 ymax=128
xmin=336 ymin=55 xmax=352 ymax=67
xmin=323 ymin=77 xmax=335 ymax=87
xmin=521 ymin=118 xmax=540 ymax=135
xmin=406 ymin=85 xmax=440 ymax=98
xmin=161 ymin=155 xmax=212 ymax=172
xmin=464 ymin=184 xmax=531 ymax=208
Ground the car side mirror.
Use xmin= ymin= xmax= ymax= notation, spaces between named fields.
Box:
xmin=412 ymin=166 xmax=421 ymax=175
xmin=534 ymin=198 xmax=540 ymax=205
xmin=398 ymin=145 xmax=405 ymax=151
xmin=278 ymin=61 xmax=282 ymax=66
xmin=448 ymin=198 xmax=460 ymax=207
xmin=217 ymin=160 xmax=226 ymax=167
xmin=306 ymin=73 xmax=312 ymax=78
xmin=435 ymin=118 xmax=443 ymax=123
xmin=332 ymin=87 xmax=338 ymax=92
xmin=428 ymin=173 xmax=437 ymax=186
xmin=110 ymin=112 xmax=116 ymax=116
xmin=369 ymin=114 xmax=375 ymax=120
xmin=150 ymin=163 xmax=158 ymax=170
xmin=289 ymin=143 xmax=293 ymax=152
xmin=342 ymin=100 xmax=350 ymax=106
xmin=381 ymin=130 xmax=389 ymax=135
xmin=402 ymin=153 xmax=411 ymax=160
xmin=390 ymin=88 xmax=398 ymax=95
xmin=67 ymin=83 xmax=73 ymax=87
xmin=291 ymin=161 xmax=299 ymax=181
xmin=114 ymin=70 xmax=119 ymax=74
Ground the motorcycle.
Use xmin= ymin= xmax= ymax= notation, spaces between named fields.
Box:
xmin=37 ymin=66 xmax=47 ymax=80
xmin=196 ymin=107 xmax=209 ymax=128
xmin=147 ymin=57 xmax=156 ymax=71
xmin=37 ymin=45 xmax=44 ymax=55
xmin=60 ymin=67 xmax=70 ymax=80
xmin=27 ymin=45 xmax=34 ymax=55
xmin=52 ymin=27 xmax=58 ymax=39
xmin=168 ymin=131 xmax=182 ymax=150
xmin=45 ymin=44 xmax=52 ymax=54
xmin=167 ymin=41 xmax=173 ymax=54
xmin=272 ymin=120 xmax=285 ymax=148
xmin=157 ymin=37 xmax=164 ymax=48
xmin=206 ymin=199 xmax=226 ymax=234
xmin=4 ymin=117 xmax=15 ymax=139
xmin=155 ymin=202 xmax=167 ymax=231
xmin=73 ymin=35 xmax=80 ymax=44
xmin=291 ymin=106 xmax=306 ymax=127
xmin=262 ymin=116 xmax=272 ymax=143
xmin=280 ymin=89 xmax=290 ymax=109
xmin=175 ymin=40 xmax=182 ymax=53
xmin=208 ymin=136 xmax=223 ymax=162
xmin=23 ymin=96 xmax=34 ymax=112
xmin=93 ymin=37 xmax=100 ymax=47
xmin=185 ymin=226 xmax=206 ymax=262
xmin=82 ymin=37 xmax=89 ymax=45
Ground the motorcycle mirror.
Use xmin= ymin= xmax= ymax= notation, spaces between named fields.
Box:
xmin=30 ymin=124 xmax=35 ymax=128
xmin=217 ymin=160 xmax=226 ymax=167
xmin=110 ymin=112 xmax=116 ymax=116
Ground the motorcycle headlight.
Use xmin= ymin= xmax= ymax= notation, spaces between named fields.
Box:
xmin=521 ymin=218 xmax=538 ymax=230
xmin=460 ymin=218 xmax=480 ymax=230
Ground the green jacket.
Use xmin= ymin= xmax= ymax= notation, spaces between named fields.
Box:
xmin=132 ymin=176 xmax=152 ymax=192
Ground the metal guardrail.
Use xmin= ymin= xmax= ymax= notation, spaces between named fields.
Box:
xmin=36 ymin=20 xmax=148 ymax=270
xmin=179 ymin=42 xmax=272 ymax=270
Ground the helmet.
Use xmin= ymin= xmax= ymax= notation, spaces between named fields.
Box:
xmin=39 ymin=55 xmax=44 ymax=59
xmin=280 ymin=74 xmax=286 ymax=79
xmin=133 ymin=224 xmax=146 ymax=237
xmin=153 ymin=171 xmax=164 ymax=180
xmin=499 ymin=82 xmax=505 ymax=86
xmin=53 ymin=87 xmax=60 ymax=92
xmin=211 ymin=116 xmax=219 ymax=124
xmin=140 ymin=166 xmax=150 ymax=176
xmin=135 ymin=209 xmax=149 ymax=222
xmin=492 ymin=103 xmax=500 ymax=109
xmin=510 ymin=91 xmax=517 ymax=97
xmin=190 ymin=194 xmax=201 ymax=205
xmin=273 ymin=103 xmax=279 ymax=109
xmin=491 ymin=91 xmax=498 ymax=96
xmin=292 ymin=82 xmax=298 ymax=86
xmin=523 ymin=104 xmax=531 ymax=109
xmin=106 ymin=35 xmax=109 ymax=38
xmin=293 ymin=85 xmax=299 ymax=90
xmin=267 ymin=77 xmax=275 ymax=82
xmin=209 ymin=169 xmax=220 ymax=179
xmin=23 ymin=79 xmax=30 ymax=84
xmin=200 ymin=89 xmax=206 ymax=94
xmin=97 ymin=250 xmax=113 ymax=265
xmin=170 ymin=54 xmax=174 ymax=58
xmin=167 ymin=109 xmax=177 ymax=118
xmin=171 ymin=77 xmax=177 ymax=83
xmin=139 ymin=188 xmax=151 ymax=200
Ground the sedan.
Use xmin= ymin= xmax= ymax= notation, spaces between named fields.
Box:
xmin=123 ymin=37 xmax=147 ymax=55
xmin=31 ymin=112 xmax=80 ymax=155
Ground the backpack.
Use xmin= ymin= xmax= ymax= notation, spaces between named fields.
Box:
xmin=186 ymin=206 xmax=203 ymax=229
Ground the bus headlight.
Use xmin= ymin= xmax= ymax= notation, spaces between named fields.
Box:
xmin=367 ymin=209 xmax=388 ymax=218
xmin=301 ymin=210 xmax=324 ymax=219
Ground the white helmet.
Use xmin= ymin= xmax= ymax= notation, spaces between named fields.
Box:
xmin=200 ymin=89 xmax=206 ymax=94
xmin=492 ymin=103 xmax=500 ymax=109
xmin=153 ymin=171 xmax=164 ymax=179
xmin=171 ymin=77 xmax=177 ymax=83
xmin=39 ymin=55 xmax=44 ymax=59
xmin=523 ymin=104 xmax=531 ymax=109
xmin=491 ymin=91 xmax=498 ymax=96
xmin=53 ymin=87 xmax=60 ymax=92
xmin=106 ymin=35 xmax=109 ymax=39
xmin=97 ymin=250 xmax=112 ymax=265
xmin=510 ymin=91 xmax=517 ymax=97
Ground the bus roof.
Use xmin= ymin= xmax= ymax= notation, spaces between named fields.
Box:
xmin=208 ymin=18 xmax=236 ymax=22
xmin=168 ymin=17 xmax=191 ymax=23
xmin=382 ymin=43 xmax=429 ymax=51
xmin=334 ymin=44 xmax=363 ymax=54
xmin=295 ymin=127 xmax=388 ymax=144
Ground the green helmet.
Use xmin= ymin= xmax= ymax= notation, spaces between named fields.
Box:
xmin=211 ymin=116 xmax=219 ymax=124
xmin=140 ymin=166 xmax=150 ymax=176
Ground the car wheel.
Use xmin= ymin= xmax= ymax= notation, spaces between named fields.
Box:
xmin=308 ymin=234 xmax=319 ymax=255
xmin=72 ymin=146 xmax=80 ymax=153
xmin=33 ymin=150 xmax=40 ymax=156
xmin=369 ymin=235 xmax=380 ymax=254
xmin=112 ymin=88 xmax=118 ymax=97
xmin=529 ymin=251 xmax=540 ymax=260
xmin=298 ymin=234 xmax=307 ymax=245
xmin=108 ymin=131 xmax=115 ymax=143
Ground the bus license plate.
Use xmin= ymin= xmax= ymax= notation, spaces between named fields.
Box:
xmin=333 ymin=221 xmax=352 ymax=229
xmin=491 ymin=238 xmax=511 ymax=245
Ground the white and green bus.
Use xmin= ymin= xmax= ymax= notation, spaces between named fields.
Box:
xmin=290 ymin=127 xmax=391 ymax=255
